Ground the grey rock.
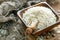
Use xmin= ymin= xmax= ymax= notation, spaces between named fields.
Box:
xmin=0 ymin=29 xmax=8 ymax=36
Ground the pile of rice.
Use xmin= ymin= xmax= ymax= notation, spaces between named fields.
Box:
xmin=22 ymin=6 xmax=56 ymax=31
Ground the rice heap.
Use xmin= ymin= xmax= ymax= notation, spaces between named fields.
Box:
xmin=22 ymin=6 xmax=56 ymax=31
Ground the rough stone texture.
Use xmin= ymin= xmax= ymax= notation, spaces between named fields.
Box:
xmin=0 ymin=0 xmax=27 ymax=40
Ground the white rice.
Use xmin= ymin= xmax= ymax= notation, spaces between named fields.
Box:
xmin=22 ymin=6 xmax=56 ymax=31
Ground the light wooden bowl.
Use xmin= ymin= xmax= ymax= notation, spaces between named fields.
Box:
xmin=17 ymin=2 xmax=60 ymax=36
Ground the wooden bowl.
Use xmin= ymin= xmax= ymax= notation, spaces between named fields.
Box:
xmin=17 ymin=2 xmax=60 ymax=36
